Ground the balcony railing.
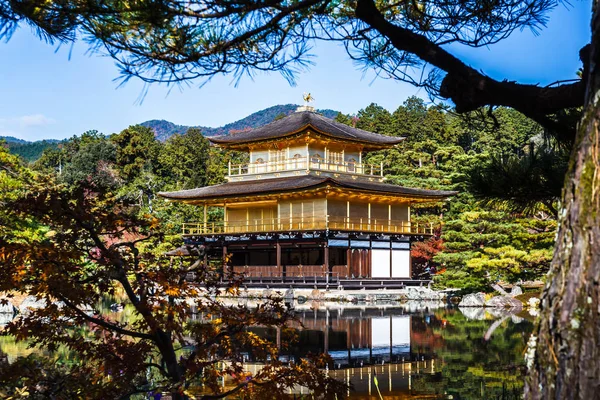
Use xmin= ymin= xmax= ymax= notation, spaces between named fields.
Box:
xmin=228 ymin=157 xmax=383 ymax=177
xmin=182 ymin=216 xmax=433 ymax=236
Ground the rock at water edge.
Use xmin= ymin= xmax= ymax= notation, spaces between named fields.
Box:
xmin=485 ymin=295 xmax=523 ymax=311
xmin=458 ymin=292 xmax=486 ymax=307
xmin=510 ymin=285 xmax=523 ymax=297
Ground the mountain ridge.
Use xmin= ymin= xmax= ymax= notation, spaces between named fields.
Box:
xmin=141 ymin=104 xmax=340 ymax=141
xmin=2 ymin=104 xmax=342 ymax=160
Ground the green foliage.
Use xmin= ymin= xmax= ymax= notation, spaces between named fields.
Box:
xmin=61 ymin=136 xmax=118 ymax=188
xmin=355 ymin=103 xmax=394 ymax=136
xmin=111 ymin=125 xmax=161 ymax=182
xmin=433 ymin=211 xmax=555 ymax=291
xmin=159 ymin=128 xmax=211 ymax=190
xmin=468 ymin=144 xmax=568 ymax=215
xmin=352 ymin=97 xmax=557 ymax=290
xmin=2 ymin=140 xmax=59 ymax=162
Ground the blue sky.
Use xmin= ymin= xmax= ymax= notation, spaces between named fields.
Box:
xmin=0 ymin=1 xmax=592 ymax=141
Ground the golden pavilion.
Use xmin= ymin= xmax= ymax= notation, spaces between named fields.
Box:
xmin=159 ymin=105 xmax=454 ymax=285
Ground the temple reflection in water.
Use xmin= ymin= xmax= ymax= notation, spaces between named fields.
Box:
xmin=2 ymin=303 xmax=531 ymax=399
xmin=198 ymin=304 xmax=454 ymax=398
xmin=270 ymin=306 xmax=439 ymax=398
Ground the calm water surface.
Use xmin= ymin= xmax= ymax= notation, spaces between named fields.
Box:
xmin=1 ymin=301 xmax=533 ymax=399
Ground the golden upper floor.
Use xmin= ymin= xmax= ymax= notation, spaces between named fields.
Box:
xmin=209 ymin=110 xmax=404 ymax=182
xmin=181 ymin=197 xmax=436 ymax=236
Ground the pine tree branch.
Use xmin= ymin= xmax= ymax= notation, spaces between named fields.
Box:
xmin=354 ymin=0 xmax=585 ymax=133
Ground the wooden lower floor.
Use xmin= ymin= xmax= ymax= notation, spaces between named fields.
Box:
xmin=187 ymin=231 xmax=416 ymax=280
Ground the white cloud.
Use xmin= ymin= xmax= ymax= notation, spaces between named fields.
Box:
xmin=0 ymin=114 xmax=57 ymax=140
xmin=0 ymin=114 xmax=56 ymax=127
xmin=16 ymin=114 xmax=56 ymax=127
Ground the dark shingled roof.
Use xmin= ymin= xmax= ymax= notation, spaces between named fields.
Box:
xmin=208 ymin=111 xmax=404 ymax=148
xmin=158 ymin=175 xmax=456 ymax=202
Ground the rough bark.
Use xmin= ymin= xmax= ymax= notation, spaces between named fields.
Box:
xmin=525 ymin=3 xmax=600 ymax=398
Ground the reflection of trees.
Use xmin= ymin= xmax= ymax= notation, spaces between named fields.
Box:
xmin=411 ymin=313 xmax=446 ymax=357
xmin=414 ymin=309 xmax=532 ymax=399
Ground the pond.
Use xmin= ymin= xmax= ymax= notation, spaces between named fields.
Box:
xmin=1 ymin=301 xmax=533 ymax=399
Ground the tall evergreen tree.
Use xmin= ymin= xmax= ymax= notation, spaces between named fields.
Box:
xmin=159 ymin=128 xmax=211 ymax=190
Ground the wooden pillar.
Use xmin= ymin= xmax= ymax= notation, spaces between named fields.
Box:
xmin=407 ymin=203 xmax=411 ymax=233
xmin=276 ymin=242 xmax=282 ymax=277
xmin=358 ymin=249 xmax=363 ymax=277
xmin=246 ymin=207 xmax=249 ymax=233
xmin=347 ymin=248 xmax=352 ymax=278
xmin=324 ymin=244 xmax=330 ymax=281
xmin=203 ymin=204 xmax=208 ymax=233
xmin=224 ymin=203 xmax=228 ymax=232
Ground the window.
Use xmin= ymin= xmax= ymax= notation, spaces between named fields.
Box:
xmin=268 ymin=150 xmax=285 ymax=171
xmin=328 ymin=151 xmax=344 ymax=172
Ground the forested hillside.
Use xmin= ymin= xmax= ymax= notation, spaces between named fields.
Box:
xmin=0 ymin=136 xmax=28 ymax=144
xmin=22 ymin=98 xmax=560 ymax=292
xmin=0 ymin=137 xmax=59 ymax=162
xmin=142 ymin=104 xmax=339 ymax=141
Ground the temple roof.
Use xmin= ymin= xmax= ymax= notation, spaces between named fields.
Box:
xmin=208 ymin=111 xmax=404 ymax=149
xmin=158 ymin=175 xmax=456 ymax=203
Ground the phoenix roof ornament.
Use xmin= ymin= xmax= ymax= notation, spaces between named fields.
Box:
xmin=303 ymin=92 xmax=315 ymax=105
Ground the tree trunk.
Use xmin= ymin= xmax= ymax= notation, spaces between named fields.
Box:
xmin=525 ymin=5 xmax=600 ymax=398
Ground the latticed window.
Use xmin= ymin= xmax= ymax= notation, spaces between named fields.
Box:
xmin=268 ymin=150 xmax=285 ymax=171
xmin=329 ymin=151 xmax=343 ymax=165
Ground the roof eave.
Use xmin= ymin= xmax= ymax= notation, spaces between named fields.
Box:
xmin=208 ymin=124 xmax=404 ymax=149
xmin=157 ymin=183 xmax=457 ymax=204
